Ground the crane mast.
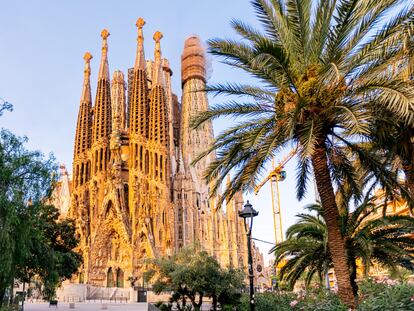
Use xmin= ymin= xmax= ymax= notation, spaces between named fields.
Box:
xmin=254 ymin=149 xmax=296 ymax=244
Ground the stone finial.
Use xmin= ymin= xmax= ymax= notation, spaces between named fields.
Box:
xmin=98 ymin=29 xmax=110 ymax=79
xmin=101 ymin=29 xmax=110 ymax=54
xmin=83 ymin=52 xmax=92 ymax=77
xmin=153 ymin=31 xmax=163 ymax=61
xmin=134 ymin=19 xmax=146 ymax=70
xmin=101 ymin=29 xmax=110 ymax=40
xmin=136 ymin=17 xmax=145 ymax=29
xmin=83 ymin=52 xmax=93 ymax=63
xmin=136 ymin=18 xmax=145 ymax=47
xmin=153 ymin=31 xmax=163 ymax=43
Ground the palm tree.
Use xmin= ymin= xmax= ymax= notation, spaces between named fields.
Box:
xmin=272 ymin=204 xmax=330 ymax=290
xmin=370 ymin=38 xmax=414 ymax=212
xmin=192 ymin=0 xmax=414 ymax=306
xmin=272 ymin=201 xmax=414 ymax=294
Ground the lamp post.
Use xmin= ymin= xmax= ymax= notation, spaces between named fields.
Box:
xmin=239 ymin=200 xmax=259 ymax=311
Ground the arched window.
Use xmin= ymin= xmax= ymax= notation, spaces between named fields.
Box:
xmin=145 ymin=151 xmax=149 ymax=175
xmin=160 ymin=155 xmax=163 ymax=180
xmin=178 ymin=207 xmax=183 ymax=222
xmin=124 ymin=184 xmax=129 ymax=214
xmin=159 ymin=229 xmax=163 ymax=243
xmin=139 ymin=146 xmax=143 ymax=171
xmin=94 ymin=150 xmax=98 ymax=173
xmin=178 ymin=226 xmax=183 ymax=240
xmin=155 ymin=153 xmax=159 ymax=178
xmin=86 ymin=160 xmax=91 ymax=181
xmin=99 ymin=148 xmax=103 ymax=171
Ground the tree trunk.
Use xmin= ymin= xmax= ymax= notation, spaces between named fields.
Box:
xmin=311 ymin=144 xmax=355 ymax=308
xmin=195 ymin=294 xmax=203 ymax=311
xmin=0 ymin=286 xmax=5 ymax=307
xmin=212 ymin=294 xmax=218 ymax=311
xmin=349 ymin=257 xmax=358 ymax=298
xmin=9 ymin=274 xmax=14 ymax=305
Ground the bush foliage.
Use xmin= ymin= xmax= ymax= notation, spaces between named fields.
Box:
xmin=239 ymin=280 xmax=414 ymax=311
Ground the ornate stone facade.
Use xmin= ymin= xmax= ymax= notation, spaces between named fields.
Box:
xmin=57 ymin=20 xmax=251 ymax=287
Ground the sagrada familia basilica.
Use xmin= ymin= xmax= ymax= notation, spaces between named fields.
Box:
xmin=53 ymin=18 xmax=265 ymax=288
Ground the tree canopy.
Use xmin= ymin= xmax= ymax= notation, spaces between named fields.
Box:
xmin=0 ymin=103 xmax=81 ymax=305
xmin=147 ymin=245 xmax=244 ymax=311
xmin=272 ymin=199 xmax=414 ymax=294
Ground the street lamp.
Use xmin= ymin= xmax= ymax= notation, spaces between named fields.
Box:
xmin=239 ymin=200 xmax=259 ymax=311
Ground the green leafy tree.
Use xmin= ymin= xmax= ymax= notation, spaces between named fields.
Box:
xmin=19 ymin=204 xmax=82 ymax=300
xmin=0 ymin=106 xmax=81 ymax=304
xmin=272 ymin=200 xmax=414 ymax=295
xmin=147 ymin=245 xmax=244 ymax=311
xmin=0 ymin=129 xmax=55 ymax=305
xmin=192 ymin=0 xmax=414 ymax=306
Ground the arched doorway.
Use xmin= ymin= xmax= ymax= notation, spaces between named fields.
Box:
xmin=116 ymin=268 xmax=124 ymax=288
xmin=107 ymin=268 xmax=114 ymax=287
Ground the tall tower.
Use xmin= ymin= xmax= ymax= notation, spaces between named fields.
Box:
xmin=147 ymin=30 xmax=173 ymax=255
xmin=71 ymin=52 xmax=93 ymax=251
xmin=181 ymin=36 xmax=215 ymax=188
xmin=73 ymin=52 xmax=93 ymax=190
xmin=128 ymin=18 xmax=152 ymax=276
xmin=177 ymin=36 xmax=215 ymax=250
xmin=91 ymin=29 xmax=112 ymax=176
xmin=129 ymin=18 xmax=149 ymax=141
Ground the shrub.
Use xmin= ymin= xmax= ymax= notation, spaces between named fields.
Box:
xmin=295 ymin=288 xmax=348 ymax=311
xmin=357 ymin=278 xmax=414 ymax=311
xmin=239 ymin=280 xmax=414 ymax=310
xmin=239 ymin=292 xmax=296 ymax=311
xmin=154 ymin=301 xmax=173 ymax=311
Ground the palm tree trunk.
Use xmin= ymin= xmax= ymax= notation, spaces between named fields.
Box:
xmin=349 ymin=257 xmax=358 ymax=298
xmin=311 ymin=143 xmax=355 ymax=308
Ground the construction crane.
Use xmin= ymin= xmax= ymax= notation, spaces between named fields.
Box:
xmin=254 ymin=149 xmax=297 ymax=244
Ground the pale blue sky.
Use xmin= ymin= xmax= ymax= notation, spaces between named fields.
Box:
xmin=0 ymin=0 xmax=317 ymax=261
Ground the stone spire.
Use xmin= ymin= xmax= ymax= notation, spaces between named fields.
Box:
xmin=152 ymin=31 xmax=164 ymax=86
xmin=74 ymin=52 xmax=93 ymax=157
xmin=92 ymin=29 xmax=112 ymax=143
xmin=149 ymin=31 xmax=168 ymax=146
xmin=98 ymin=29 xmax=110 ymax=80
xmin=134 ymin=18 xmax=146 ymax=70
xmin=129 ymin=18 xmax=149 ymax=137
